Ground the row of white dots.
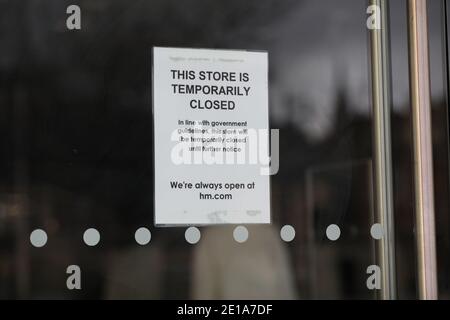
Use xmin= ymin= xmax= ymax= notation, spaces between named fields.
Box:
xmin=29 ymin=223 xmax=384 ymax=248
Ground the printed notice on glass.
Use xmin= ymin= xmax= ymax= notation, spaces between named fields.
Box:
xmin=153 ymin=47 xmax=272 ymax=226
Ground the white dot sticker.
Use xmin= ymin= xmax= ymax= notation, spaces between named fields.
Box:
xmin=326 ymin=224 xmax=341 ymax=241
xmin=135 ymin=227 xmax=151 ymax=245
xmin=370 ymin=223 xmax=384 ymax=240
xmin=233 ymin=226 xmax=248 ymax=243
xmin=280 ymin=225 xmax=296 ymax=242
xmin=185 ymin=227 xmax=201 ymax=244
xmin=83 ymin=228 xmax=100 ymax=246
xmin=30 ymin=229 xmax=47 ymax=248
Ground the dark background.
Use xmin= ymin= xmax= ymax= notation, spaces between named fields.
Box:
xmin=0 ymin=0 xmax=449 ymax=299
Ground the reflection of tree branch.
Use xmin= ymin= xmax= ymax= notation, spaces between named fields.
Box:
xmin=1 ymin=0 xmax=303 ymax=72
xmin=82 ymin=0 xmax=302 ymax=45
xmin=160 ymin=0 xmax=302 ymax=43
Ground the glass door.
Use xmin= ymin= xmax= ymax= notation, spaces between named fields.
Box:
xmin=0 ymin=0 xmax=449 ymax=300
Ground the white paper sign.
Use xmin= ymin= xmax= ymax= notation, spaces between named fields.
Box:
xmin=153 ymin=47 xmax=270 ymax=225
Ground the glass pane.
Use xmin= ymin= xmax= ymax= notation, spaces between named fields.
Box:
xmin=1 ymin=0 xmax=448 ymax=300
